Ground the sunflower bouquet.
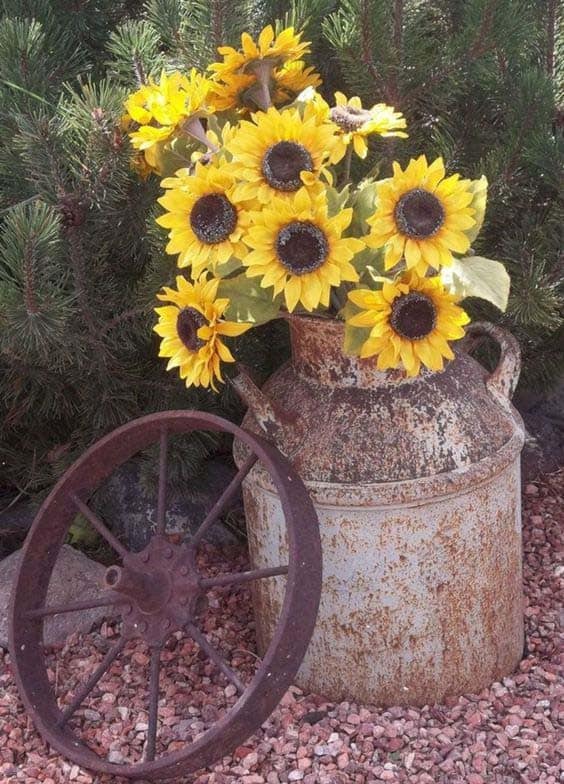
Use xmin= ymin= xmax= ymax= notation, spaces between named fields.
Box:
xmin=123 ymin=25 xmax=510 ymax=390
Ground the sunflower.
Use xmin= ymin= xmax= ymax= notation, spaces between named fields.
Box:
xmin=366 ymin=156 xmax=478 ymax=275
xmin=346 ymin=272 xmax=470 ymax=376
xmin=210 ymin=25 xmax=310 ymax=81
xmin=226 ymin=106 xmax=338 ymax=204
xmin=275 ymin=61 xmax=322 ymax=96
xmin=154 ymin=275 xmax=251 ymax=390
xmin=126 ymin=70 xmax=214 ymax=152
xmin=211 ymin=61 xmax=321 ymax=113
xmin=327 ymin=92 xmax=408 ymax=161
xmin=242 ymin=188 xmax=365 ymax=312
xmin=156 ymin=161 xmax=252 ymax=278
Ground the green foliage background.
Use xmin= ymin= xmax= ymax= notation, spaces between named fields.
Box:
xmin=0 ymin=0 xmax=562 ymax=497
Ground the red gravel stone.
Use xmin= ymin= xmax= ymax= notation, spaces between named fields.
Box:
xmin=1 ymin=473 xmax=562 ymax=783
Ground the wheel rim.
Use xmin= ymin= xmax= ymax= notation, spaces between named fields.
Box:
xmin=10 ymin=411 xmax=321 ymax=780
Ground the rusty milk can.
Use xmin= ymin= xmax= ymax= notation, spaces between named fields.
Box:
xmin=233 ymin=315 xmax=525 ymax=706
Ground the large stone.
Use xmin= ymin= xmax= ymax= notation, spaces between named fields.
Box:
xmin=0 ymin=501 xmax=38 ymax=559
xmin=92 ymin=456 xmax=241 ymax=552
xmin=517 ymin=376 xmax=564 ymax=480
xmin=0 ymin=544 xmax=108 ymax=648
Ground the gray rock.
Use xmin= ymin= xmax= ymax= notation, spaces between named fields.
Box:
xmin=0 ymin=544 xmax=108 ymax=648
xmin=517 ymin=376 xmax=564 ymax=480
xmin=92 ymin=456 xmax=241 ymax=552
xmin=521 ymin=411 xmax=564 ymax=480
xmin=0 ymin=501 xmax=38 ymax=558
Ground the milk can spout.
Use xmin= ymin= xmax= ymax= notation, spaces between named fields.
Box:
xmin=231 ymin=366 xmax=295 ymax=442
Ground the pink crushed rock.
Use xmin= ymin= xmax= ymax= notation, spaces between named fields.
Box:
xmin=0 ymin=471 xmax=562 ymax=784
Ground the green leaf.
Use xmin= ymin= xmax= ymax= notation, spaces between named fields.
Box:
xmin=151 ymin=135 xmax=194 ymax=178
xmin=214 ymin=256 xmax=243 ymax=278
xmin=441 ymin=256 xmax=510 ymax=312
xmin=326 ymin=184 xmax=350 ymax=216
xmin=341 ymin=300 xmax=371 ymax=356
xmin=465 ymin=176 xmax=488 ymax=244
xmin=218 ymin=274 xmax=282 ymax=325
xmin=351 ymin=246 xmax=385 ymax=280
xmin=350 ymin=178 xmax=378 ymax=235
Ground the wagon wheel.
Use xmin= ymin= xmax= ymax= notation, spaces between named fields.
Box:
xmin=10 ymin=411 xmax=321 ymax=781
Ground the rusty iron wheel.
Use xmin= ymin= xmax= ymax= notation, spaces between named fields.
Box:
xmin=10 ymin=411 xmax=321 ymax=780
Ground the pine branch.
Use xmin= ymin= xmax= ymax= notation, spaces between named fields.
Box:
xmin=389 ymin=0 xmax=404 ymax=104
xmin=133 ymin=50 xmax=148 ymax=85
xmin=500 ymin=109 xmax=537 ymax=185
xmin=467 ymin=0 xmax=496 ymax=60
xmin=403 ymin=0 xmax=499 ymax=104
xmin=546 ymin=0 xmax=556 ymax=78
xmin=359 ymin=0 xmax=380 ymax=90
xmin=65 ymin=220 xmax=100 ymax=344
xmin=211 ymin=0 xmax=226 ymax=50
xmin=23 ymin=241 xmax=38 ymax=315
xmin=100 ymin=305 xmax=152 ymax=336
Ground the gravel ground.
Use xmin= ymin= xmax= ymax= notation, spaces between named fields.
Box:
xmin=0 ymin=471 xmax=562 ymax=784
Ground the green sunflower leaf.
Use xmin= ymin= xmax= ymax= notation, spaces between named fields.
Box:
xmin=341 ymin=300 xmax=372 ymax=356
xmin=218 ymin=274 xmax=282 ymax=325
xmin=214 ymin=256 xmax=243 ymax=278
xmin=441 ymin=256 xmax=510 ymax=312
xmin=151 ymin=135 xmax=196 ymax=179
xmin=326 ymin=183 xmax=351 ymax=216
xmin=349 ymin=178 xmax=377 ymax=235
xmin=351 ymin=246 xmax=385 ymax=282
xmin=464 ymin=176 xmax=488 ymax=244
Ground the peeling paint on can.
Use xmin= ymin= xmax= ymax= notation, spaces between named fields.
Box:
xmin=234 ymin=316 xmax=525 ymax=706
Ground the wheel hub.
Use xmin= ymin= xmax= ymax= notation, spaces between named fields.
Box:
xmin=104 ymin=536 xmax=203 ymax=646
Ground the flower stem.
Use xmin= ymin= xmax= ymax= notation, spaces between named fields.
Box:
xmin=341 ymin=144 xmax=353 ymax=188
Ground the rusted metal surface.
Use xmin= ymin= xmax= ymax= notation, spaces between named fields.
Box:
xmin=10 ymin=411 xmax=321 ymax=780
xmin=234 ymin=316 xmax=525 ymax=705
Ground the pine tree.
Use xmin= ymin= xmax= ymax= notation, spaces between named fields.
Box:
xmin=0 ymin=0 xmax=562 ymax=499
xmin=0 ymin=1 xmax=226 ymax=495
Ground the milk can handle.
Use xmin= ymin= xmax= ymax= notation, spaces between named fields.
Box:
xmin=465 ymin=321 xmax=521 ymax=400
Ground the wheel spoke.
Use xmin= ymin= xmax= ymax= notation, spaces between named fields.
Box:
xmin=24 ymin=594 xmax=123 ymax=619
xmin=71 ymin=495 xmax=129 ymax=560
xmin=144 ymin=646 xmax=161 ymax=762
xmin=200 ymin=565 xmax=289 ymax=589
xmin=190 ymin=453 xmax=257 ymax=548
xmin=155 ymin=428 xmax=168 ymax=536
xmin=58 ymin=636 xmax=127 ymax=726
xmin=186 ymin=622 xmax=245 ymax=694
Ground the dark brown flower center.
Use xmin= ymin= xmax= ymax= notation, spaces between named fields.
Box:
xmin=261 ymin=141 xmax=314 ymax=192
xmin=390 ymin=292 xmax=437 ymax=340
xmin=276 ymin=221 xmax=329 ymax=275
xmin=190 ymin=193 xmax=237 ymax=244
xmin=330 ymin=104 xmax=372 ymax=132
xmin=394 ymin=188 xmax=445 ymax=239
xmin=176 ymin=307 xmax=207 ymax=351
